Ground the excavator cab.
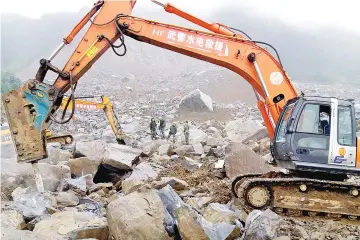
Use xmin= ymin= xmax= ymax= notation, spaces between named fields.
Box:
xmin=271 ymin=96 xmax=360 ymax=175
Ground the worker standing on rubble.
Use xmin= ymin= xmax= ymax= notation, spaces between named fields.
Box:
xmin=150 ymin=118 xmax=157 ymax=140
xmin=167 ymin=122 xmax=177 ymax=142
xmin=183 ymin=121 xmax=190 ymax=145
xmin=159 ymin=117 xmax=166 ymax=139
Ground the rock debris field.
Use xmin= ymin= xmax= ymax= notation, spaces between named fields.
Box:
xmin=1 ymin=86 xmax=360 ymax=240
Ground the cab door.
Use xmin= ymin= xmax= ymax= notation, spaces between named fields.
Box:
xmin=328 ymin=99 xmax=357 ymax=166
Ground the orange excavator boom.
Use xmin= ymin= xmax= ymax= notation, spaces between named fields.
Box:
xmin=2 ymin=0 xmax=298 ymax=162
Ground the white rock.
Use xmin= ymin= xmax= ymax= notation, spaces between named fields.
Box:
xmin=225 ymin=120 xmax=263 ymax=143
xmin=184 ymin=157 xmax=202 ymax=171
xmin=33 ymin=211 xmax=107 ymax=239
xmin=56 ymin=191 xmax=79 ymax=207
xmin=179 ymin=89 xmax=213 ymax=112
xmin=68 ymin=157 xmax=101 ymax=177
xmin=192 ymin=143 xmax=204 ymax=155
xmin=102 ymin=144 xmax=142 ymax=171
xmin=127 ymin=162 xmax=159 ymax=181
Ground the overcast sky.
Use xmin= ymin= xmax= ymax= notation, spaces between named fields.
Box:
xmin=1 ymin=0 xmax=360 ymax=33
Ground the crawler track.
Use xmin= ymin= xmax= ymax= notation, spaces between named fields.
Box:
xmin=232 ymin=173 xmax=360 ymax=221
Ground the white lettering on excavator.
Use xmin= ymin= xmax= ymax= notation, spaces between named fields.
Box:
xmin=186 ymin=35 xmax=195 ymax=45
xmin=152 ymin=29 xmax=164 ymax=37
xmin=167 ymin=30 xmax=176 ymax=41
xmin=196 ymin=37 xmax=204 ymax=47
xmin=205 ymin=39 xmax=214 ymax=49
xmin=177 ymin=32 xmax=186 ymax=42
xmin=152 ymin=28 xmax=228 ymax=57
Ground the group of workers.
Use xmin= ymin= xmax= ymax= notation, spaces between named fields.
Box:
xmin=150 ymin=118 xmax=189 ymax=144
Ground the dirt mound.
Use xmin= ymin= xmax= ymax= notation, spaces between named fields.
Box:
xmin=158 ymin=160 xmax=232 ymax=204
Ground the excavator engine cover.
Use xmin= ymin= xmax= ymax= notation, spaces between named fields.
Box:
xmin=1 ymin=80 xmax=57 ymax=163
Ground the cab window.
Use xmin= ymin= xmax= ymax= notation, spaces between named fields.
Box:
xmin=338 ymin=106 xmax=354 ymax=146
xmin=296 ymin=103 xmax=331 ymax=135
xmin=275 ymin=103 xmax=295 ymax=143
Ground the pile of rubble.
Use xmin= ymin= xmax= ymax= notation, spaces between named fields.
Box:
xmin=2 ymin=115 xmax=360 ymax=240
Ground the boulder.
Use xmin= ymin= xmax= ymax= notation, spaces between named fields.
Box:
xmin=107 ymin=186 xmax=172 ymax=240
xmin=22 ymin=163 xmax=71 ymax=192
xmin=206 ymin=127 xmax=222 ymax=138
xmin=203 ymin=135 xmax=225 ymax=147
xmin=33 ymin=211 xmax=108 ymax=239
xmin=57 ymin=174 xmax=94 ymax=196
xmin=56 ymin=191 xmax=79 ymax=207
xmin=41 ymin=143 xmax=73 ymax=165
xmin=1 ymin=228 xmax=62 ymax=240
xmin=184 ymin=157 xmax=202 ymax=171
xmin=259 ymin=137 xmax=271 ymax=155
xmin=208 ymin=146 xmax=225 ymax=158
xmin=158 ymin=144 xmax=173 ymax=156
xmin=189 ymin=128 xmax=207 ymax=144
xmin=225 ymin=120 xmax=263 ymax=143
xmin=68 ymin=157 xmax=101 ymax=177
xmin=151 ymin=177 xmax=189 ymax=191
xmin=185 ymin=197 xmax=213 ymax=211
xmin=102 ymin=144 xmax=142 ymax=171
xmin=224 ymin=143 xmax=276 ymax=179
xmin=11 ymin=187 xmax=55 ymax=219
xmin=179 ymin=89 xmax=213 ymax=112
xmin=175 ymin=206 xmax=208 ymax=240
xmin=203 ymin=203 xmax=238 ymax=224
xmin=242 ymin=209 xmax=283 ymax=240
xmin=174 ymin=145 xmax=194 ymax=156
xmin=1 ymin=208 xmax=25 ymax=230
xmin=121 ymin=179 xmax=145 ymax=195
xmin=126 ymin=162 xmax=160 ymax=181
xmin=192 ymin=143 xmax=204 ymax=155
xmin=141 ymin=139 xmax=167 ymax=156
xmin=242 ymin=128 xmax=269 ymax=143
xmin=75 ymin=140 xmax=107 ymax=159
xmin=245 ymin=140 xmax=260 ymax=153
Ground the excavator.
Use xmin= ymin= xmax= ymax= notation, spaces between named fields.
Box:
xmin=57 ymin=95 xmax=126 ymax=145
xmin=2 ymin=0 xmax=359 ymax=220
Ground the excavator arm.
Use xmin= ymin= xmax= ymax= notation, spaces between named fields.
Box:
xmin=2 ymin=0 xmax=298 ymax=163
xmin=59 ymin=95 xmax=126 ymax=144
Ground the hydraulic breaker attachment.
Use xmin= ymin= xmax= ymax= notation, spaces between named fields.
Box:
xmin=1 ymin=79 xmax=58 ymax=163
